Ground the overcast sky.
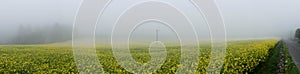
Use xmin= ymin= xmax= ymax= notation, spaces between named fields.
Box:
xmin=1 ymin=0 xmax=300 ymax=42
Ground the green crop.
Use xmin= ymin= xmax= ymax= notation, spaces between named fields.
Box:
xmin=0 ymin=39 xmax=279 ymax=73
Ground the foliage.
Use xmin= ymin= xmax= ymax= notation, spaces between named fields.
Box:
xmin=0 ymin=39 xmax=279 ymax=73
xmin=222 ymin=40 xmax=278 ymax=73
xmin=283 ymin=42 xmax=300 ymax=73
xmin=11 ymin=23 xmax=72 ymax=44
xmin=252 ymin=40 xmax=281 ymax=74
xmin=296 ymin=29 xmax=300 ymax=39
xmin=0 ymin=46 xmax=77 ymax=73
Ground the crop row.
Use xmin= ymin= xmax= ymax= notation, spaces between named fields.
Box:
xmin=0 ymin=39 xmax=279 ymax=73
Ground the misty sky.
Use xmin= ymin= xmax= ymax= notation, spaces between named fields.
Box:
xmin=1 ymin=0 xmax=300 ymax=42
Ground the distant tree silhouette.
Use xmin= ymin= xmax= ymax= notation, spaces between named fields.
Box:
xmin=14 ymin=24 xmax=28 ymax=44
xmin=295 ymin=28 xmax=300 ymax=39
xmin=12 ymin=23 xmax=72 ymax=44
xmin=47 ymin=23 xmax=72 ymax=43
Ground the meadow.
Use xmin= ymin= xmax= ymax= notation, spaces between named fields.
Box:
xmin=0 ymin=39 xmax=280 ymax=73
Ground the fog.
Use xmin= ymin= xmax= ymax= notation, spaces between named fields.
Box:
xmin=0 ymin=0 xmax=80 ymax=44
xmin=0 ymin=0 xmax=300 ymax=44
xmin=218 ymin=0 xmax=300 ymax=39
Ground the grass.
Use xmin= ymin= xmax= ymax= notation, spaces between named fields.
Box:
xmin=283 ymin=42 xmax=300 ymax=73
xmin=253 ymin=40 xmax=281 ymax=74
xmin=253 ymin=40 xmax=300 ymax=74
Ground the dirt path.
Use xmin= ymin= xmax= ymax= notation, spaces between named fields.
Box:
xmin=283 ymin=39 xmax=300 ymax=71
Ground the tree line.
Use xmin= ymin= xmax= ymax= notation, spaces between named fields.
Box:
xmin=10 ymin=23 xmax=72 ymax=44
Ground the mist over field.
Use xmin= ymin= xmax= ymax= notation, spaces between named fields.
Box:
xmin=0 ymin=0 xmax=300 ymax=44
xmin=2 ymin=1 xmax=300 ymax=73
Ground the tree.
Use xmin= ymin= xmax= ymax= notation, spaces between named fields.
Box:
xmin=12 ymin=23 xmax=72 ymax=44
xmin=14 ymin=24 xmax=26 ymax=44
xmin=46 ymin=23 xmax=72 ymax=43
xmin=295 ymin=28 xmax=300 ymax=39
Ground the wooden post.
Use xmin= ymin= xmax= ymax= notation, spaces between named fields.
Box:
xmin=156 ymin=29 xmax=159 ymax=41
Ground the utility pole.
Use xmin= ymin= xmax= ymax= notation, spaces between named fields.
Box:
xmin=156 ymin=29 xmax=159 ymax=41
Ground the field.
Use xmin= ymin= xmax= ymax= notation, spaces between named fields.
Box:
xmin=0 ymin=39 xmax=279 ymax=73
